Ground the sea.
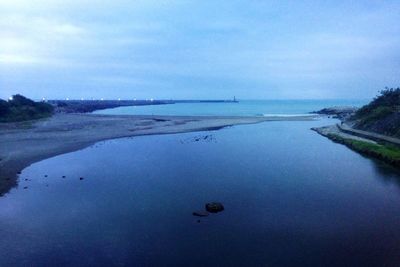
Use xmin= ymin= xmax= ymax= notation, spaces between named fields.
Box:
xmin=1 ymin=100 xmax=400 ymax=266
xmin=93 ymin=99 xmax=367 ymax=117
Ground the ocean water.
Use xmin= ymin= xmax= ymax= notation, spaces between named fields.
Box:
xmin=1 ymin=117 xmax=400 ymax=266
xmin=94 ymin=99 xmax=368 ymax=116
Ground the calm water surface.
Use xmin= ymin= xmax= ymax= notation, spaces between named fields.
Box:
xmin=1 ymin=118 xmax=400 ymax=266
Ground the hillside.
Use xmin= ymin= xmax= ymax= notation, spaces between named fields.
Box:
xmin=350 ymin=88 xmax=400 ymax=138
xmin=0 ymin=95 xmax=54 ymax=122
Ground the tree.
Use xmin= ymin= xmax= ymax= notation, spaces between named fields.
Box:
xmin=9 ymin=94 xmax=35 ymax=107
xmin=0 ymin=99 xmax=10 ymax=116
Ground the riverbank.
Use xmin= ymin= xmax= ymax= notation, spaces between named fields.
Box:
xmin=0 ymin=113 xmax=315 ymax=196
xmin=312 ymin=124 xmax=400 ymax=168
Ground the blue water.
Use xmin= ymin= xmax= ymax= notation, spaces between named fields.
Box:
xmin=94 ymin=99 xmax=367 ymax=116
xmin=1 ymin=117 xmax=400 ymax=266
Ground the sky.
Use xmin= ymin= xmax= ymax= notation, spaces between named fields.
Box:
xmin=0 ymin=0 xmax=399 ymax=100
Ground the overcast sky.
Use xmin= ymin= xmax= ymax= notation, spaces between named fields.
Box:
xmin=0 ymin=0 xmax=399 ymax=100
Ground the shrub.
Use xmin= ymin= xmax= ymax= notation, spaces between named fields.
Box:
xmin=8 ymin=94 xmax=36 ymax=107
xmin=354 ymin=87 xmax=400 ymax=118
xmin=0 ymin=99 xmax=10 ymax=116
xmin=0 ymin=95 xmax=54 ymax=122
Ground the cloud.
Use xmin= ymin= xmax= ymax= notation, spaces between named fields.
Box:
xmin=0 ymin=54 xmax=41 ymax=64
xmin=0 ymin=14 xmax=89 ymax=67
xmin=88 ymin=75 xmax=168 ymax=87
xmin=0 ymin=1 xmax=399 ymax=99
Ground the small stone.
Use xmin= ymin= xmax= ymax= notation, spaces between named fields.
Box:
xmin=44 ymin=175 xmax=48 ymax=177
xmin=25 ymin=178 xmax=28 ymax=181
xmin=205 ymin=202 xmax=224 ymax=213
xmin=192 ymin=211 xmax=209 ymax=217
xmin=62 ymin=176 xmax=66 ymax=178
xmin=79 ymin=177 xmax=84 ymax=180
xmin=17 ymin=171 xmax=21 ymax=175
xmin=23 ymin=186 xmax=28 ymax=189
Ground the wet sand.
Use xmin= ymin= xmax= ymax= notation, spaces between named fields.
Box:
xmin=0 ymin=113 xmax=315 ymax=195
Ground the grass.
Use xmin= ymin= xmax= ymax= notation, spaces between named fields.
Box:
xmin=327 ymin=133 xmax=400 ymax=167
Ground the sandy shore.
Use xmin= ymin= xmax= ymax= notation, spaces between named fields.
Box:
xmin=0 ymin=113 xmax=315 ymax=195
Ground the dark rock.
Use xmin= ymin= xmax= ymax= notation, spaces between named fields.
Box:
xmin=79 ymin=177 xmax=84 ymax=180
xmin=23 ymin=186 xmax=28 ymax=189
xmin=205 ymin=202 xmax=224 ymax=213
xmin=44 ymin=175 xmax=48 ymax=177
xmin=193 ymin=211 xmax=209 ymax=217
xmin=17 ymin=171 xmax=21 ymax=175
xmin=311 ymin=106 xmax=358 ymax=121
xmin=62 ymin=176 xmax=66 ymax=178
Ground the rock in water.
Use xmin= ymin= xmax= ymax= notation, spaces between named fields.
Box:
xmin=205 ymin=202 xmax=224 ymax=213
xmin=193 ymin=211 xmax=209 ymax=217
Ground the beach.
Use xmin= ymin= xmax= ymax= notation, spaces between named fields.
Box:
xmin=0 ymin=113 xmax=315 ymax=196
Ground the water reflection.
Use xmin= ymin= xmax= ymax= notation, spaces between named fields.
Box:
xmin=371 ymin=159 xmax=400 ymax=189
xmin=1 ymin=120 xmax=400 ymax=266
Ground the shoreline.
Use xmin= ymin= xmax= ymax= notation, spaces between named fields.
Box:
xmin=0 ymin=113 xmax=315 ymax=196
xmin=312 ymin=124 xmax=400 ymax=169
xmin=48 ymin=99 xmax=238 ymax=113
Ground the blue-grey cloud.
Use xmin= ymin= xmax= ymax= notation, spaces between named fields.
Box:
xmin=0 ymin=0 xmax=399 ymax=100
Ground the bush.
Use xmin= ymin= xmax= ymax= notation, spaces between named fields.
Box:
xmin=352 ymin=87 xmax=400 ymax=137
xmin=0 ymin=95 xmax=54 ymax=122
xmin=57 ymin=101 xmax=68 ymax=107
xmin=9 ymin=94 xmax=36 ymax=107
xmin=355 ymin=87 xmax=400 ymax=118
xmin=0 ymin=99 xmax=10 ymax=116
xmin=357 ymin=106 xmax=394 ymax=127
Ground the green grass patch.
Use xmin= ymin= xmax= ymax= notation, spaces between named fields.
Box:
xmin=327 ymin=133 xmax=400 ymax=167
